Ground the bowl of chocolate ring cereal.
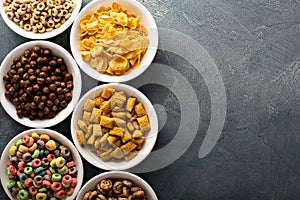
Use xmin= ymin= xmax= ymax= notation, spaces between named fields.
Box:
xmin=0 ymin=40 xmax=82 ymax=128
xmin=71 ymin=83 xmax=158 ymax=170
xmin=70 ymin=0 xmax=158 ymax=82
xmin=0 ymin=0 xmax=82 ymax=39
xmin=76 ymin=171 xmax=158 ymax=200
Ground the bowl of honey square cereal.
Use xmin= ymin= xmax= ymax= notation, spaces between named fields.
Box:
xmin=70 ymin=83 xmax=158 ymax=170
xmin=0 ymin=129 xmax=84 ymax=200
xmin=0 ymin=0 xmax=82 ymax=39
xmin=70 ymin=0 xmax=158 ymax=82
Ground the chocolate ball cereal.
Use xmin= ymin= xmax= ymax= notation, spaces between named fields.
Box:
xmin=3 ymin=45 xmax=73 ymax=120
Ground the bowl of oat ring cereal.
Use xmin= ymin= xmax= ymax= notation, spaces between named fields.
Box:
xmin=70 ymin=0 xmax=158 ymax=82
xmin=0 ymin=0 xmax=82 ymax=39
xmin=71 ymin=83 xmax=158 ymax=170
xmin=0 ymin=40 xmax=82 ymax=128
xmin=76 ymin=171 xmax=158 ymax=200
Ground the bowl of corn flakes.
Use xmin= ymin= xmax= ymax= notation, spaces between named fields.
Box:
xmin=70 ymin=0 xmax=158 ymax=82
xmin=70 ymin=83 xmax=158 ymax=170
xmin=0 ymin=0 xmax=82 ymax=39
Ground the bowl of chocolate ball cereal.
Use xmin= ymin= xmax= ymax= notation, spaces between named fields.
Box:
xmin=0 ymin=0 xmax=82 ymax=39
xmin=0 ymin=128 xmax=84 ymax=200
xmin=0 ymin=40 xmax=82 ymax=128
xmin=76 ymin=171 xmax=158 ymax=200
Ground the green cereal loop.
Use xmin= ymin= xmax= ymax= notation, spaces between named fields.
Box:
xmin=39 ymin=149 xmax=44 ymax=157
xmin=39 ymin=171 xmax=46 ymax=176
xmin=32 ymin=150 xmax=40 ymax=159
xmin=7 ymin=168 xmax=14 ymax=178
xmin=57 ymin=165 xmax=67 ymax=174
xmin=49 ymin=167 xmax=56 ymax=174
xmin=27 ymin=162 xmax=32 ymax=167
xmin=34 ymin=166 xmax=44 ymax=174
xmin=24 ymin=166 xmax=33 ymax=174
xmin=55 ymin=141 xmax=60 ymax=149
xmin=17 ymin=181 xmax=24 ymax=189
xmin=38 ymin=187 xmax=47 ymax=192
xmin=59 ymin=197 xmax=66 ymax=200
xmin=7 ymin=180 xmax=16 ymax=189
xmin=18 ymin=189 xmax=29 ymax=200
xmin=50 ymin=197 xmax=57 ymax=200
xmin=52 ymin=173 xmax=62 ymax=181
xmin=15 ymin=138 xmax=23 ymax=147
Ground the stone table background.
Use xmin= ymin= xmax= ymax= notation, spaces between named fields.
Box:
xmin=0 ymin=0 xmax=300 ymax=199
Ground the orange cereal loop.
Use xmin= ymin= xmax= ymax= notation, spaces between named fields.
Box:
xmin=26 ymin=137 xmax=35 ymax=147
xmin=40 ymin=134 xmax=50 ymax=141
xmin=29 ymin=143 xmax=38 ymax=152
xmin=45 ymin=140 xmax=57 ymax=151
xmin=18 ymin=145 xmax=29 ymax=153
xmin=66 ymin=187 xmax=74 ymax=196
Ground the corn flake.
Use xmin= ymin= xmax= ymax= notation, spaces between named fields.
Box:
xmin=79 ymin=2 xmax=149 ymax=75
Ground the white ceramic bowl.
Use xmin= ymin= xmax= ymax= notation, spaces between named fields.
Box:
xmin=0 ymin=128 xmax=84 ymax=200
xmin=70 ymin=0 xmax=158 ymax=82
xmin=0 ymin=0 xmax=82 ymax=39
xmin=76 ymin=171 xmax=158 ymax=200
xmin=0 ymin=40 xmax=82 ymax=128
xmin=71 ymin=83 xmax=158 ymax=170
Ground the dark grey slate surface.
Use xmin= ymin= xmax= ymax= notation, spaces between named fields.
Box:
xmin=0 ymin=0 xmax=300 ymax=199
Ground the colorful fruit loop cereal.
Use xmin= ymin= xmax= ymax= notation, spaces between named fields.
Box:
xmin=79 ymin=2 xmax=149 ymax=75
xmin=6 ymin=132 xmax=78 ymax=199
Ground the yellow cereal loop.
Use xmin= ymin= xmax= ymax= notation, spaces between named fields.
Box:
xmin=31 ymin=132 xmax=40 ymax=140
xmin=9 ymin=145 xmax=17 ymax=156
xmin=50 ymin=159 xmax=57 ymax=168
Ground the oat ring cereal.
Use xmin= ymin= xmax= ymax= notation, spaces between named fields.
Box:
xmin=3 ymin=0 xmax=76 ymax=33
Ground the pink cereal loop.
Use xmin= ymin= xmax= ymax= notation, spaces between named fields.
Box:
xmin=71 ymin=178 xmax=77 ymax=187
xmin=66 ymin=161 xmax=75 ymax=168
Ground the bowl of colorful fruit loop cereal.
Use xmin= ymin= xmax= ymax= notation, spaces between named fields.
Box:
xmin=0 ymin=129 xmax=84 ymax=200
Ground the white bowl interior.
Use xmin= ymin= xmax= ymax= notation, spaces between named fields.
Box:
xmin=70 ymin=0 xmax=158 ymax=82
xmin=71 ymin=83 xmax=158 ymax=170
xmin=0 ymin=40 xmax=82 ymax=128
xmin=76 ymin=171 xmax=158 ymax=200
xmin=0 ymin=128 xmax=84 ymax=200
xmin=0 ymin=0 xmax=82 ymax=39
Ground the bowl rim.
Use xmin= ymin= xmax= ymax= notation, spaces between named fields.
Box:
xmin=70 ymin=83 xmax=159 ymax=170
xmin=70 ymin=0 xmax=159 ymax=83
xmin=0 ymin=128 xmax=84 ymax=200
xmin=0 ymin=40 xmax=82 ymax=128
xmin=76 ymin=171 xmax=158 ymax=200
xmin=0 ymin=0 xmax=82 ymax=39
